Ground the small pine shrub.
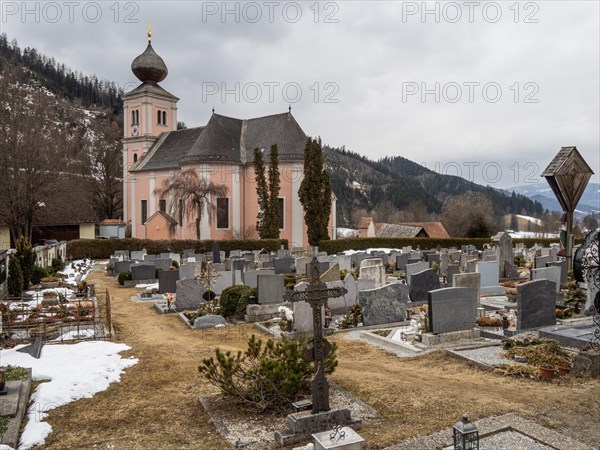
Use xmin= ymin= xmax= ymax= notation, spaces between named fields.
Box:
xmin=219 ymin=285 xmax=254 ymax=319
xmin=199 ymin=334 xmax=337 ymax=412
xmin=235 ymin=287 xmax=256 ymax=320
xmin=51 ymin=257 xmax=65 ymax=274
xmin=31 ymin=266 xmax=49 ymax=285
xmin=7 ymin=256 xmax=24 ymax=297
xmin=118 ymin=271 xmax=132 ymax=286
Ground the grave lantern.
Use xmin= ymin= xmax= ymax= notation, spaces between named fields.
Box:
xmin=453 ymin=414 xmax=479 ymax=450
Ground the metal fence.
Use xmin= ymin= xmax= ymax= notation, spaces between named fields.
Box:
xmin=0 ymin=287 xmax=112 ymax=344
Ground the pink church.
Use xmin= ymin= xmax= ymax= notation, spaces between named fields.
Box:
xmin=122 ymin=32 xmax=336 ymax=249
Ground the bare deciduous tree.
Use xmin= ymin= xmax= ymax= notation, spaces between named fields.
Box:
xmin=154 ymin=169 xmax=228 ymax=240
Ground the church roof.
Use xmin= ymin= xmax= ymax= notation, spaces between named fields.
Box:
xmin=134 ymin=112 xmax=307 ymax=172
xmin=123 ymin=81 xmax=178 ymax=100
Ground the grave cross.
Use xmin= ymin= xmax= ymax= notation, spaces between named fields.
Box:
xmin=284 ymin=257 xmax=347 ymax=414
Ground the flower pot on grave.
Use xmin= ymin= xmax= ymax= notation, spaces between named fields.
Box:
xmin=539 ymin=366 xmax=555 ymax=379
xmin=557 ymin=365 xmax=570 ymax=375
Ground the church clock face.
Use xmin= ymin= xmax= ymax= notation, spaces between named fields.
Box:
xmin=131 ymin=124 xmax=139 ymax=137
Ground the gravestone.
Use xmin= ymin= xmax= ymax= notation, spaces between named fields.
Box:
xmin=212 ymin=242 xmax=221 ymax=263
xmin=446 ymin=264 xmax=460 ymax=282
xmin=327 ymin=278 xmax=357 ymax=314
xmin=292 ymin=282 xmax=325 ymax=336
xmin=231 ymin=258 xmax=249 ymax=273
xmin=531 ymin=266 xmax=561 ymax=293
xmin=476 ymin=261 xmax=504 ymax=296
xmin=452 ymin=272 xmax=481 ymax=301
xmin=358 ymin=283 xmax=408 ymax=326
xmin=517 ymin=279 xmax=556 ymax=331
xmin=535 ymin=255 xmax=552 ymax=269
xmin=230 ymin=249 xmax=242 ymax=258
xmin=351 ymin=252 xmax=370 ymax=268
xmin=257 ymin=274 xmax=285 ymax=304
xmin=274 ymin=257 xmax=295 ymax=274
xmin=396 ymin=253 xmax=410 ymax=271
xmin=295 ymin=256 xmax=312 ymax=276
xmin=320 ymin=263 xmax=340 ymax=283
xmin=213 ymin=271 xmax=238 ymax=295
xmin=154 ymin=258 xmax=173 ymax=271
xmin=427 ymin=253 xmax=440 ymax=267
xmin=482 ymin=250 xmax=496 ymax=261
xmin=131 ymin=263 xmax=156 ymax=281
xmin=130 ymin=249 xmax=147 ymax=261
xmin=336 ymin=255 xmax=352 ymax=272
xmin=466 ymin=259 xmax=478 ymax=273
xmin=178 ymin=263 xmax=197 ymax=280
xmin=493 ymin=231 xmax=513 ymax=278
xmin=358 ymin=258 xmax=385 ymax=288
xmin=549 ymin=246 xmax=559 ymax=261
xmin=409 ymin=269 xmax=440 ymax=304
xmin=504 ymin=261 xmax=521 ymax=279
xmin=547 ymin=260 xmax=568 ymax=285
xmin=159 ymin=269 xmax=180 ymax=294
xmin=143 ymin=254 xmax=157 ymax=261
xmin=428 ymin=287 xmax=478 ymax=334
xmin=243 ymin=269 xmax=275 ymax=288
xmin=440 ymin=253 xmax=450 ymax=276
xmin=114 ymin=260 xmax=134 ymax=274
xmin=175 ymin=279 xmax=206 ymax=311
xmin=405 ymin=261 xmax=429 ymax=285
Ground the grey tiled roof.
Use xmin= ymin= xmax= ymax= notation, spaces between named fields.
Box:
xmin=376 ymin=223 xmax=423 ymax=238
xmin=136 ymin=112 xmax=307 ymax=172
xmin=136 ymin=127 xmax=204 ymax=171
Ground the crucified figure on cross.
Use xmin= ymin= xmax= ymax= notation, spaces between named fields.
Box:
xmin=285 ymin=257 xmax=347 ymax=414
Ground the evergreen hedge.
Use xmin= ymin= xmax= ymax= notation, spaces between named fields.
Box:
xmin=67 ymin=238 xmax=288 ymax=260
xmin=319 ymin=237 xmax=582 ymax=254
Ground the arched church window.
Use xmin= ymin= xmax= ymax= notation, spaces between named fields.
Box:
xmin=133 ymin=153 xmax=138 ymax=162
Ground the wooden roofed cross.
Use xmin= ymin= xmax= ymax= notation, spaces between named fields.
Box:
xmin=284 ymin=257 xmax=347 ymax=414
xmin=542 ymin=146 xmax=594 ymax=270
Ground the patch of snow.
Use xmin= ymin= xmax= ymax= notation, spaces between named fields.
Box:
xmin=58 ymin=259 xmax=94 ymax=287
xmin=343 ymin=247 xmax=401 ymax=255
xmin=336 ymin=227 xmax=359 ymax=238
xmin=516 ymin=214 xmax=542 ymax=226
xmin=136 ymin=283 xmax=159 ymax=290
xmin=508 ymin=231 xmax=559 ymax=239
xmin=0 ymin=342 xmax=137 ymax=450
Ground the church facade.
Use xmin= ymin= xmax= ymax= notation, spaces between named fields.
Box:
xmin=122 ymin=32 xmax=335 ymax=248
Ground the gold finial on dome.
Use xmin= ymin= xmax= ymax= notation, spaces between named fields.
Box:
xmin=147 ymin=22 xmax=152 ymax=42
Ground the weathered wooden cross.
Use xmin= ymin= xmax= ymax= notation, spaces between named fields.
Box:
xmin=284 ymin=257 xmax=347 ymax=414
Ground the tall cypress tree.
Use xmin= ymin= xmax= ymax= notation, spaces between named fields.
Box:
xmin=267 ymin=145 xmax=281 ymax=239
xmin=16 ymin=236 xmax=35 ymax=289
xmin=299 ymin=138 xmax=332 ymax=247
xmin=253 ymin=146 xmax=281 ymax=239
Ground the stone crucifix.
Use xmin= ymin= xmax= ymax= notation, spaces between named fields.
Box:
xmin=285 ymin=257 xmax=347 ymax=414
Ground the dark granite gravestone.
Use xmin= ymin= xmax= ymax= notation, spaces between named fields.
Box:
xmin=504 ymin=261 xmax=521 ymax=279
xmin=212 ymin=242 xmax=221 ymax=263
xmin=409 ymin=269 xmax=441 ymax=304
xmin=159 ymin=269 xmax=180 ymax=294
xmin=517 ymin=279 xmax=556 ymax=331
xmin=131 ymin=263 xmax=156 ymax=281
xmin=407 ymin=258 xmax=421 ymax=266
xmin=175 ymin=279 xmax=206 ymax=311
xmin=358 ymin=283 xmax=408 ymax=326
xmin=427 ymin=253 xmax=440 ymax=267
xmin=396 ymin=253 xmax=410 ymax=270
xmin=446 ymin=264 xmax=460 ymax=282
xmin=154 ymin=258 xmax=173 ymax=271
xmin=405 ymin=261 xmax=429 ymax=285
xmin=274 ymin=257 xmax=295 ymax=274
xmin=114 ymin=260 xmax=134 ymax=274
xmin=231 ymin=258 xmax=249 ymax=273
xmin=547 ymin=260 xmax=568 ymax=285
xmin=428 ymin=287 xmax=477 ymax=334
xmin=257 ymin=274 xmax=285 ymax=304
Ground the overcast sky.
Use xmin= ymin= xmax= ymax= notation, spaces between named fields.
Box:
xmin=2 ymin=1 xmax=599 ymax=189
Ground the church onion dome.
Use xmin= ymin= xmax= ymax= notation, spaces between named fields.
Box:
xmin=131 ymin=25 xmax=168 ymax=83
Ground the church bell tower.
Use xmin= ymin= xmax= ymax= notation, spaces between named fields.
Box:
xmin=122 ymin=25 xmax=179 ymax=226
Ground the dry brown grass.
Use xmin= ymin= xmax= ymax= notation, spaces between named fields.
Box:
xmin=37 ymin=268 xmax=600 ymax=450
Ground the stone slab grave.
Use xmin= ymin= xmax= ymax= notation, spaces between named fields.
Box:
xmin=531 ymin=266 xmax=562 ymax=293
xmin=257 ymin=274 xmax=285 ymax=304
xmin=408 ymin=269 xmax=440 ymax=305
xmin=175 ymin=278 xmax=206 ymax=311
xmin=131 ymin=263 xmax=156 ymax=281
xmin=295 ymin=256 xmax=312 ymax=276
xmin=427 ymin=253 xmax=440 ymax=267
xmin=193 ymin=314 xmax=226 ymax=329
xmin=327 ymin=276 xmax=358 ymax=314
xmin=274 ymin=257 xmax=295 ymax=274
xmin=130 ymin=249 xmax=147 ymax=261
xmin=539 ymin=322 xmax=597 ymax=349
xmin=154 ymin=258 xmax=173 ymax=271
xmin=312 ymin=426 xmax=364 ymax=450
xmin=405 ymin=261 xmax=429 ymax=285
xmin=427 ymin=287 xmax=477 ymax=334
xmin=546 ymin=260 xmax=567 ymax=285
xmin=476 ymin=261 xmax=504 ymax=296
xmin=439 ymin=253 xmax=449 ymax=276
xmin=452 ymin=272 xmax=481 ymax=301
xmin=517 ymin=279 xmax=556 ymax=331
xmin=358 ymin=258 xmax=385 ymax=288
xmin=178 ymin=262 xmax=200 ymax=280
xmin=358 ymin=283 xmax=408 ymax=326
xmin=0 ymin=368 xmax=32 ymax=450
xmin=159 ymin=269 xmax=179 ymax=294
xmin=160 ymin=252 xmax=180 ymax=265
